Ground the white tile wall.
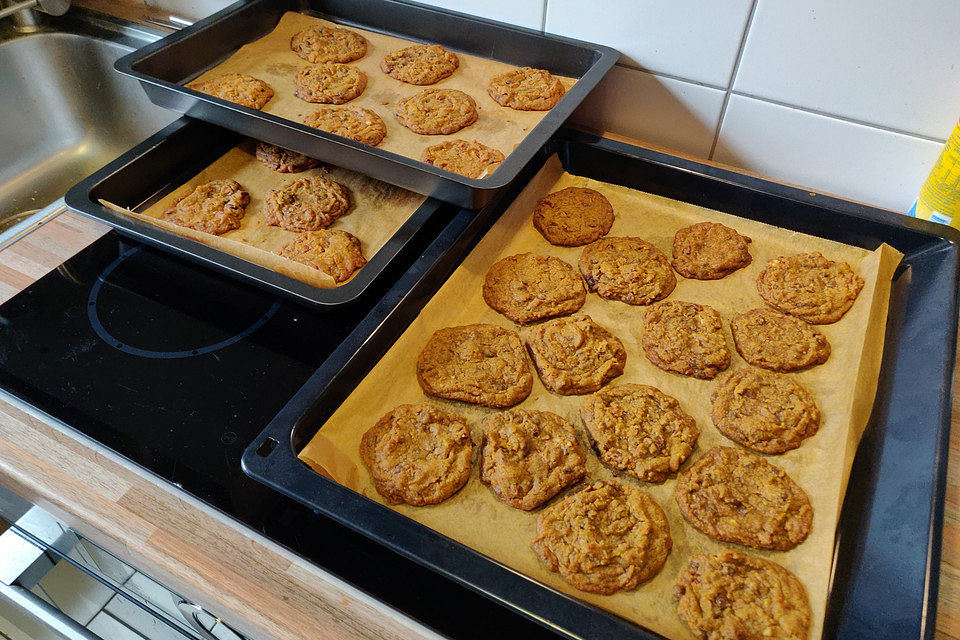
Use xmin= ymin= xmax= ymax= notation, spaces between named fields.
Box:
xmin=411 ymin=0 xmax=544 ymax=31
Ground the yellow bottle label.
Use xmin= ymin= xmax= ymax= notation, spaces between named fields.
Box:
xmin=916 ymin=122 xmax=960 ymax=228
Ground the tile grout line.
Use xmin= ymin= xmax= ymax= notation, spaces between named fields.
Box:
xmin=89 ymin=610 xmax=150 ymax=640
xmin=709 ymin=0 xmax=760 ymax=160
xmin=539 ymin=0 xmax=548 ymax=32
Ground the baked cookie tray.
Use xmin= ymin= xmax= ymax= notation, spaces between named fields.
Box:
xmin=242 ymin=128 xmax=959 ymax=640
xmin=113 ymin=0 xmax=618 ymax=209
xmin=64 ymin=117 xmax=446 ymax=307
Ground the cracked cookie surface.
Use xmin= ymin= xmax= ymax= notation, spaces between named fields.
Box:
xmin=301 ymin=106 xmax=387 ymax=146
xmin=672 ymin=221 xmax=752 ymax=280
xmin=163 ymin=179 xmax=249 ymax=236
xmin=290 ymin=25 xmax=367 ymax=63
xmin=488 ymin=67 xmax=565 ymax=111
xmin=294 ymin=62 xmax=367 ymax=104
xmin=394 ymin=89 xmax=478 ymax=135
xmin=757 ymin=252 xmax=864 ymax=324
xmin=731 ymin=308 xmax=831 ymax=372
xmin=421 ymin=139 xmax=504 ymax=178
xmin=578 ymin=236 xmax=676 ymax=305
xmin=381 ymin=44 xmax=459 ymax=85
xmin=533 ymin=187 xmax=615 ymax=247
xmin=187 ymin=73 xmax=274 ymax=110
xmin=276 ymin=229 xmax=365 ymax=283
xmin=263 ymin=176 xmax=350 ymax=232
xmin=642 ymin=300 xmax=730 ymax=379
xmin=255 ymin=142 xmax=321 ymax=173
xmin=482 ymin=253 xmax=586 ymax=324
xmin=526 ymin=314 xmax=626 ymax=395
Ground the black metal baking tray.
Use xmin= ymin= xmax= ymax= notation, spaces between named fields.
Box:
xmin=113 ymin=0 xmax=619 ymax=209
xmin=242 ymin=128 xmax=958 ymax=640
xmin=64 ymin=117 xmax=447 ymax=308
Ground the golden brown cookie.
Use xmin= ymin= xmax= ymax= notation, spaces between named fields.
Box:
xmin=394 ymin=89 xmax=478 ymax=135
xmin=290 ymin=24 xmax=367 ymax=64
xmin=731 ymin=308 xmax=831 ymax=371
xmin=417 ymin=324 xmax=533 ymax=408
xmin=187 ymin=73 xmax=274 ymax=110
xmin=526 ymin=314 xmax=626 ymax=395
xmin=276 ymin=229 xmax=366 ymax=283
xmin=421 ymin=139 xmax=504 ymax=178
xmin=674 ymin=550 xmax=811 ymax=640
xmin=581 ymin=384 xmax=699 ymax=483
xmin=757 ymin=252 xmax=864 ymax=324
xmin=532 ymin=480 xmax=672 ymax=594
xmin=263 ymin=176 xmax=350 ymax=232
xmin=294 ymin=62 xmax=367 ymax=104
xmin=254 ymin=142 xmax=321 ymax=173
xmin=163 ymin=179 xmax=249 ymax=236
xmin=711 ymin=368 xmax=821 ymax=454
xmin=360 ymin=404 xmax=472 ymax=506
xmin=672 ymin=221 xmax=752 ymax=280
xmin=578 ymin=236 xmax=676 ymax=305
xmin=381 ymin=44 xmax=459 ymax=85
xmin=488 ymin=67 xmax=565 ymax=111
xmin=675 ymin=446 xmax=813 ymax=551
xmin=480 ymin=408 xmax=586 ymax=510
xmin=482 ymin=253 xmax=586 ymax=325
xmin=301 ymin=106 xmax=387 ymax=146
xmin=532 ymin=187 xmax=615 ymax=247
xmin=642 ymin=300 xmax=731 ymax=379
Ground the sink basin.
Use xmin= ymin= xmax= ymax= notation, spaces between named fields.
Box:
xmin=0 ymin=27 xmax=176 ymax=228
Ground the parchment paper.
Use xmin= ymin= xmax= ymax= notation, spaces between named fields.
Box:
xmin=186 ymin=12 xmax=578 ymax=169
xmin=104 ymin=140 xmax=426 ymax=288
xmin=299 ymin=155 xmax=903 ymax=639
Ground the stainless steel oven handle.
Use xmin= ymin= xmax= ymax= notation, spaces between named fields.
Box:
xmin=0 ymin=583 xmax=106 ymax=640
xmin=176 ymin=600 xmax=247 ymax=640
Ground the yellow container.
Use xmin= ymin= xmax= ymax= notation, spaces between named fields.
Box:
xmin=912 ymin=119 xmax=960 ymax=228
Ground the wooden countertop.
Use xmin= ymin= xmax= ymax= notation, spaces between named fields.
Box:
xmin=0 ymin=210 xmax=956 ymax=640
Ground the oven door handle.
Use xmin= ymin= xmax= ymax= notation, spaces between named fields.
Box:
xmin=0 ymin=582 xmax=107 ymax=640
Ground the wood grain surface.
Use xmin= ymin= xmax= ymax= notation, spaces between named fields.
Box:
xmin=0 ymin=207 xmax=955 ymax=640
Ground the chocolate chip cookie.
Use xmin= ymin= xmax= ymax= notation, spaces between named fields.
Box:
xmin=482 ymin=253 xmax=586 ymax=325
xmin=360 ymin=404 xmax=472 ymax=506
xmin=163 ymin=179 xmax=249 ymax=236
xmin=421 ymin=139 xmax=504 ymax=178
xmin=757 ymin=252 xmax=864 ymax=324
xmin=290 ymin=24 xmax=367 ymax=64
xmin=480 ymin=408 xmax=586 ymax=510
xmin=526 ymin=314 xmax=626 ymax=395
xmin=488 ymin=67 xmax=565 ymax=111
xmin=578 ymin=237 xmax=676 ymax=305
xmin=642 ymin=300 xmax=731 ymax=379
xmin=276 ymin=229 xmax=366 ymax=283
xmin=533 ymin=480 xmax=672 ymax=594
xmin=417 ymin=324 xmax=533 ymax=408
xmin=675 ymin=446 xmax=814 ymax=551
xmin=674 ymin=550 xmax=811 ymax=640
xmin=187 ymin=73 xmax=274 ymax=110
xmin=672 ymin=221 xmax=752 ymax=280
xmin=731 ymin=308 xmax=831 ymax=371
xmin=381 ymin=44 xmax=459 ymax=85
xmin=532 ymin=187 xmax=615 ymax=247
xmin=294 ymin=62 xmax=367 ymax=104
xmin=394 ymin=89 xmax=478 ymax=135
xmin=255 ymin=142 xmax=321 ymax=173
xmin=581 ymin=384 xmax=699 ymax=483
xmin=301 ymin=106 xmax=387 ymax=146
xmin=263 ymin=176 xmax=350 ymax=232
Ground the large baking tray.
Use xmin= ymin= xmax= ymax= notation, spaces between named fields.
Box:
xmin=64 ymin=117 xmax=447 ymax=307
xmin=113 ymin=0 xmax=618 ymax=209
xmin=242 ymin=128 xmax=959 ymax=640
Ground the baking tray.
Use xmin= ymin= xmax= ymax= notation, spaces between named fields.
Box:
xmin=113 ymin=0 xmax=619 ymax=209
xmin=242 ymin=128 xmax=959 ymax=640
xmin=64 ymin=117 xmax=447 ymax=308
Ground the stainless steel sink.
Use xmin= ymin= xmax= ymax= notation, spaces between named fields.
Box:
xmin=0 ymin=13 xmax=177 ymax=231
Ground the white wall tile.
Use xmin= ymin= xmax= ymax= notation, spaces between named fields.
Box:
xmin=87 ymin=612 xmax=148 ymax=640
xmin=735 ymin=0 xmax=960 ymax=140
xmin=545 ymin=0 xmax=753 ymax=87
xmin=714 ymin=95 xmax=943 ymax=213
xmin=570 ymin=65 xmax=725 ymax=159
xmin=407 ymin=0 xmax=544 ymax=31
xmin=36 ymin=561 xmax=117 ymax=626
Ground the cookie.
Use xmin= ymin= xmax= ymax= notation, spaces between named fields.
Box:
xmin=488 ymin=67 xmax=565 ymax=111
xmin=757 ymin=252 xmax=864 ymax=324
xmin=731 ymin=308 xmax=831 ymax=371
xmin=301 ymin=107 xmax=387 ymax=146
xmin=421 ymin=139 xmax=504 ymax=179
xmin=360 ymin=404 xmax=472 ymax=506
xmin=263 ymin=176 xmax=350 ymax=232
xmin=186 ymin=73 xmax=274 ymax=110
xmin=674 ymin=550 xmax=811 ymax=640
xmin=672 ymin=221 xmax=752 ymax=280
xmin=163 ymin=179 xmax=249 ymax=236
xmin=532 ymin=187 xmax=615 ymax=247
xmin=290 ymin=24 xmax=367 ymax=64
xmin=526 ymin=314 xmax=626 ymax=395
xmin=711 ymin=368 xmax=821 ymax=454
xmin=294 ymin=62 xmax=367 ymax=104
xmin=578 ymin=237 xmax=676 ymax=305
xmin=482 ymin=253 xmax=586 ymax=324
xmin=394 ymin=89 xmax=478 ymax=135
xmin=532 ymin=480 xmax=672 ymax=594
xmin=381 ymin=44 xmax=459 ymax=85
xmin=276 ymin=229 xmax=366 ymax=283
xmin=255 ymin=142 xmax=321 ymax=173
xmin=480 ymin=408 xmax=586 ymax=510
xmin=581 ymin=384 xmax=699 ymax=483
xmin=642 ymin=300 xmax=730 ymax=379
xmin=417 ymin=324 xmax=533 ymax=408
xmin=675 ymin=446 xmax=814 ymax=551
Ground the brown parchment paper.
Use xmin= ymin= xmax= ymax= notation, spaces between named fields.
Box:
xmin=186 ymin=12 xmax=578 ymax=168
xmin=299 ymin=155 xmax=903 ymax=640
xmin=103 ymin=140 xmax=426 ymax=288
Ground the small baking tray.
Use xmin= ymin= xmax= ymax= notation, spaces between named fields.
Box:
xmin=242 ymin=128 xmax=958 ymax=640
xmin=113 ymin=0 xmax=619 ymax=209
xmin=64 ymin=117 xmax=447 ymax=307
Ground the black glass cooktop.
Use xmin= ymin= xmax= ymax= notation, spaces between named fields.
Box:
xmin=0 ymin=232 xmax=553 ymax=640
